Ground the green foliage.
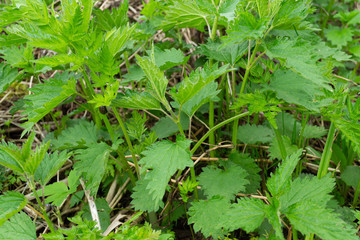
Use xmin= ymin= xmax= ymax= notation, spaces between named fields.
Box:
xmin=152 ymin=113 xmax=189 ymax=139
xmin=0 ymin=212 xmax=36 ymax=240
xmin=34 ymin=151 xmax=71 ymax=185
xmin=0 ymin=191 xmax=27 ymax=226
xmin=1 ymin=0 xmax=360 ymax=238
xmin=113 ymin=91 xmax=162 ymax=111
xmin=226 ymin=153 xmax=262 ymax=194
xmin=198 ymin=165 xmax=249 ymax=201
xmin=188 ymin=197 xmax=231 ymax=239
xmin=136 ymin=50 xmax=169 ymax=105
xmin=41 ymin=170 xmax=79 ymax=207
xmin=150 ymin=47 xmax=190 ymax=70
xmin=0 ymin=62 xmax=19 ymax=94
xmin=170 ymin=65 xmax=228 ymax=108
xmin=0 ymin=132 xmax=50 ymax=176
xmin=74 ymin=142 xmax=111 ymax=195
xmin=126 ymin=111 xmax=147 ymax=142
xmin=162 ymin=0 xmax=211 ymax=32
xmin=51 ymin=120 xmax=98 ymax=150
xmin=341 ymin=166 xmax=360 ymax=188
xmin=179 ymin=177 xmax=199 ymax=203
xmin=131 ymin=136 xmax=193 ymax=212
xmin=237 ymin=124 xmax=274 ymax=145
xmin=198 ymin=39 xmax=248 ymax=65
xmin=14 ymin=72 xmax=77 ymax=134
xmin=93 ymin=0 xmax=129 ymax=31
xmin=269 ymin=69 xmax=327 ymax=111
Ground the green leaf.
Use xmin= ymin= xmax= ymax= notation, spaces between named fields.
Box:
xmin=231 ymin=91 xmax=282 ymax=128
xmin=93 ymin=0 xmax=129 ymax=31
xmin=0 ymin=192 xmax=27 ymax=226
xmin=335 ymin=10 xmax=360 ymax=26
xmin=152 ymin=113 xmax=189 ymax=139
xmin=266 ymin=149 xmax=303 ymax=197
xmin=171 ymin=65 xmax=228 ymax=106
xmin=225 ymin=198 xmax=266 ymax=233
xmin=105 ymin=25 xmax=136 ymax=56
xmin=136 ymin=50 xmax=168 ymax=104
xmin=237 ymin=124 xmax=274 ymax=145
xmin=51 ymin=120 xmax=98 ymax=150
xmin=74 ymin=142 xmax=111 ymax=195
xmin=188 ymin=197 xmax=231 ymax=239
xmin=280 ymin=174 xmax=334 ymax=212
xmin=302 ymin=125 xmax=328 ymax=139
xmin=198 ymin=165 xmax=249 ymax=201
xmin=272 ymin=0 xmax=312 ymax=29
xmin=16 ymin=72 xmax=77 ymax=134
xmin=43 ymin=182 xmax=72 ymax=207
xmin=131 ymin=136 xmax=193 ymax=212
xmin=162 ymin=0 xmax=211 ymax=32
xmin=180 ymin=81 xmax=220 ymax=117
xmin=112 ymin=91 xmax=162 ymax=111
xmin=286 ymin=201 xmax=359 ymax=240
xmin=198 ymin=39 xmax=248 ymax=65
xmin=341 ymin=166 xmax=360 ymax=188
xmin=33 ymin=54 xmax=83 ymax=71
xmin=225 ymin=11 xmax=267 ymax=44
xmin=0 ymin=142 xmax=23 ymax=174
xmin=0 ymin=45 xmax=33 ymax=69
xmin=150 ymin=47 xmax=190 ymax=70
xmin=266 ymin=38 xmax=331 ymax=90
xmin=325 ymin=26 xmax=354 ymax=48
xmin=42 ymin=170 xmax=79 ymax=207
xmin=86 ymin=43 xmax=119 ymax=77
xmin=0 ymin=212 xmax=36 ymax=240
xmin=34 ymin=151 xmax=71 ymax=185
xmin=0 ymin=61 xmax=21 ymax=92
xmin=226 ymin=152 xmax=262 ymax=194
xmin=269 ymin=69 xmax=326 ymax=111
xmin=265 ymin=200 xmax=284 ymax=240
xmin=218 ymin=0 xmax=241 ymax=22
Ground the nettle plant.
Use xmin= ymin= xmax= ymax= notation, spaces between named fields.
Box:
xmin=0 ymin=0 xmax=359 ymax=239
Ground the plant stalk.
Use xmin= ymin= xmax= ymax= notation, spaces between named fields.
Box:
xmin=317 ymin=122 xmax=336 ymax=179
xmin=112 ymin=107 xmax=140 ymax=178
xmin=208 ymin=15 xmax=219 ymax=158
xmin=30 ymin=180 xmax=56 ymax=232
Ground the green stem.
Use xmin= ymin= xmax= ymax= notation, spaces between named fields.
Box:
xmin=293 ymin=228 xmax=298 ymax=240
xmin=191 ymin=111 xmax=250 ymax=155
xmin=176 ymin=121 xmax=185 ymax=136
xmin=317 ymin=122 xmax=336 ymax=179
xmin=81 ymin=69 xmax=102 ymax=128
xmin=100 ymin=113 xmax=115 ymax=142
xmin=208 ymin=15 xmax=219 ymax=158
xmin=232 ymin=41 xmax=261 ymax=150
xmin=117 ymin=152 xmax=137 ymax=186
xmin=148 ymin=212 xmax=158 ymax=228
xmin=112 ymin=107 xmax=140 ymax=178
xmin=30 ymin=180 xmax=56 ymax=232
xmin=305 ymin=234 xmax=314 ymax=240
xmin=352 ymin=179 xmax=360 ymax=208
xmin=298 ymin=114 xmax=310 ymax=148
xmin=273 ymin=126 xmax=287 ymax=160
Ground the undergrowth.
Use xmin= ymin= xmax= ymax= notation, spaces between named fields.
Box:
xmin=0 ymin=0 xmax=360 ymax=239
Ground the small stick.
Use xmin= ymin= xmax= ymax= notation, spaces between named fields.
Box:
xmin=80 ymin=179 xmax=101 ymax=230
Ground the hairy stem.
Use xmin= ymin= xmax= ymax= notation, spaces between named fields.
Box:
xmin=112 ymin=107 xmax=140 ymax=178
xmin=208 ymin=15 xmax=219 ymax=158
xmin=317 ymin=122 xmax=336 ymax=179
xmin=30 ymin=180 xmax=56 ymax=232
